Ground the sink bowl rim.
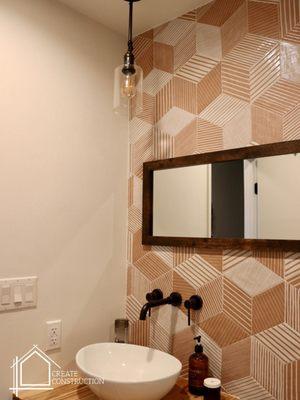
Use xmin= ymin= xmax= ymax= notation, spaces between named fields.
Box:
xmin=76 ymin=342 xmax=182 ymax=384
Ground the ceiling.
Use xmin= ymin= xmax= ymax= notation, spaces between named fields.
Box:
xmin=58 ymin=0 xmax=212 ymax=37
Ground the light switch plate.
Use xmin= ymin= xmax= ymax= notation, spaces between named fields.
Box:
xmin=0 ymin=277 xmax=37 ymax=312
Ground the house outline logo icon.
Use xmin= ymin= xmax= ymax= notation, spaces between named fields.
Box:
xmin=10 ymin=345 xmax=61 ymax=397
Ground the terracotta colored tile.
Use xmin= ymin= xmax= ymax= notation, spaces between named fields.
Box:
xmin=129 ymin=116 xmax=153 ymax=144
xmin=223 ymin=105 xmax=251 ymax=149
xmin=150 ymin=320 xmax=172 ymax=353
xmin=283 ymin=102 xmax=300 ymax=140
xmin=154 ymin=42 xmax=174 ymax=73
xmin=132 ymin=229 xmax=150 ymax=263
xmin=223 ymin=249 xmax=252 ymax=272
xmin=131 ymin=128 xmax=153 ymax=178
xmin=285 ymin=283 xmax=300 ymax=333
xmin=255 ymin=323 xmax=300 ymax=364
xmin=222 ymin=34 xmax=280 ymax=102
xmin=131 ymin=92 xmax=155 ymax=125
xmin=173 ymin=247 xmax=195 ymax=267
xmin=253 ymin=249 xmax=284 ymax=277
xmin=134 ymin=252 xmax=171 ymax=281
xmin=285 ymin=252 xmax=300 ymax=289
xmin=252 ymin=105 xmax=283 ymax=144
xmin=281 ymin=0 xmax=300 ymax=44
xmin=197 ymin=63 xmax=222 ymax=113
xmin=173 ymin=271 xmax=196 ymax=314
xmin=223 ymin=277 xmax=252 ymax=334
xmin=151 ymin=270 xmax=173 ymax=297
xmin=174 ymin=118 xmax=197 ymax=157
xmin=127 ymin=294 xmax=143 ymax=323
xmin=196 ymin=248 xmax=223 ymax=272
xmin=128 ymin=205 xmax=142 ymax=233
xmin=179 ymin=9 xmax=197 ymax=22
xmin=144 ymin=68 xmax=173 ymax=96
xmin=129 ymin=319 xmax=150 ymax=347
xmin=197 ymin=277 xmax=223 ymax=323
xmin=152 ymin=246 xmax=174 ymax=268
xmin=196 ymin=119 xmax=223 ymax=153
xmin=140 ymin=29 xmax=154 ymax=40
xmin=153 ymin=128 xmax=174 ymax=160
xmin=196 ymin=3 xmax=215 ymax=21
xmin=155 ymin=79 xmax=174 ymax=123
xmin=175 ymin=254 xmax=221 ymax=289
xmin=198 ymin=0 xmax=245 ymax=27
xmin=252 ymin=283 xmax=285 ymax=334
xmin=224 ymin=376 xmax=275 ymax=399
xmin=222 ymin=337 xmax=251 ymax=383
xmin=221 ymin=2 xmax=248 ymax=57
xmin=200 ymin=313 xmax=249 ymax=348
xmin=252 ymin=335 xmax=286 ymax=400
xmin=129 ymin=265 xmax=151 ymax=305
xmin=285 ymin=360 xmax=300 ymax=400
xmin=172 ymin=327 xmax=195 ymax=377
xmin=136 ymin=41 xmax=153 ymax=79
xmin=173 ymin=76 xmax=197 ymax=115
xmin=248 ymin=0 xmax=281 ymax=39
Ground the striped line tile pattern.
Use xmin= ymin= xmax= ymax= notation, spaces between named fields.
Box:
xmin=127 ymin=1 xmax=300 ymax=398
xmin=222 ymin=34 xmax=280 ymax=101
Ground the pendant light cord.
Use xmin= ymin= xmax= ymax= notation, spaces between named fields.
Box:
xmin=128 ymin=0 xmax=133 ymax=53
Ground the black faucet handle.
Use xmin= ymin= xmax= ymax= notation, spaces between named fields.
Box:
xmin=146 ymin=289 xmax=163 ymax=302
xmin=169 ymin=292 xmax=182 ymax=307
xmin=184 ymin=295 xmax=203 ymax=326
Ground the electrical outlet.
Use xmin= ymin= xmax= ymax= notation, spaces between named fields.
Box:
xmin=46 ymin=320 xmax=62 ymax=351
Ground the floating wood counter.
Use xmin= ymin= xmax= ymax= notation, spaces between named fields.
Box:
xmin=14 ymin=379 xmax=239 ymax=400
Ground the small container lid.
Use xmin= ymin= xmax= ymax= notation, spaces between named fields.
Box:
xmin=115 ymin=319 xmax=129 ymax=329
xmin=204 ymin=378 xmax=221 ymax=389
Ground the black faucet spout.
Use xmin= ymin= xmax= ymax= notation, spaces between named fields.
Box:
xmin=139 ymin=303 xmax=151 ymax=320
xmin=139 ymin=290 xmax=182 ymax=321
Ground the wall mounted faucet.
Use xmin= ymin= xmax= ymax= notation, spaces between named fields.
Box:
xmin=184 ymin=295 xmax=203 ymax=326
xmin=139 ymin=289 xmax=182 ymax=320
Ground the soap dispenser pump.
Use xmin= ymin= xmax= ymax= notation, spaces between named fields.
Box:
xmin=188 ymin=336 xmax=209 ymax=396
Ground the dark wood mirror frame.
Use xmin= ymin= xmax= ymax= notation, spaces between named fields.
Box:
xmin=142 ymin=139 xmax=300 ymax=251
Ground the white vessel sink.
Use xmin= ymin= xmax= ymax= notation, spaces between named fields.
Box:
xmin=76 ymin=343 xmax=182 ymax=400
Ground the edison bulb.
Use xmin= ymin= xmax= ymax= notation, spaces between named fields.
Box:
xmin=121 ymin=73 xmax=137 ymax=98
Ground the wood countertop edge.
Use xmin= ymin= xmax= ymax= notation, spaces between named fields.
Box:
xmin=13 ymin=378 xmax=239 ymax=400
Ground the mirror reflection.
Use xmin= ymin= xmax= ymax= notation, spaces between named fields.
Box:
xmin=153 ymin=153 xmax=300 ymax=240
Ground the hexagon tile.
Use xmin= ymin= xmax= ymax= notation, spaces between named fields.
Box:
xmin=126 ymin=1 xmax=300 ymax=399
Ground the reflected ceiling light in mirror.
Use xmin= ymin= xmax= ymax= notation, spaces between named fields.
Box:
xmin=113 ymin=0 xmax=143 ymax=116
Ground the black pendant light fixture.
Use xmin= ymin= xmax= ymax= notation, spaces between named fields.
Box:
xmin=113 ymin=0 xmax=143 ymax=115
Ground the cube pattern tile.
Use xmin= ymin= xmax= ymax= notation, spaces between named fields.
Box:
xmin=127 ymin=1 xmax=300 ymax=399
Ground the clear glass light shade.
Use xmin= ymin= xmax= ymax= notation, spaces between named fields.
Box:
xmin=113 ymin=64 xmax=143 ymax=116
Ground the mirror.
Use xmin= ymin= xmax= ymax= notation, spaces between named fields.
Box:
xmin=153 ymin=153 xmax=300 ymax=240
xmin=143 ymin=140 xmax=300 ymax=250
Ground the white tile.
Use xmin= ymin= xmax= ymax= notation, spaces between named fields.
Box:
xmin=156 ymin=107 xmax=195 ymax=136
xmin=143 ymin=68 xmax=173 ymax=96
xmin=197 ymin=23 xmax=222 ymax=61
xmin=224 ymin=258 xmax=283 ymax=297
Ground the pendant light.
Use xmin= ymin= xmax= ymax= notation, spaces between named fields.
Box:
xmin=113 ymin=0 xmax=143 ymax=115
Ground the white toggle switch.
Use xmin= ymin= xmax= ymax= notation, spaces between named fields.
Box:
xmin=14 ymin=285 xmax=22 ymax=304
xmin=25 ymin=284 xmax=34 ymax=303
xmin=1 ymin=285 xmax=11 ymax=305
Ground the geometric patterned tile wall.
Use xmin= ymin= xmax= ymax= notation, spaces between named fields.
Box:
xmin=127 ymin=1 xmax=300 ymax=399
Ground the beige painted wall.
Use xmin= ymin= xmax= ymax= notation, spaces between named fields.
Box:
xmin=0 ymin=1 xmax=128 ymax=398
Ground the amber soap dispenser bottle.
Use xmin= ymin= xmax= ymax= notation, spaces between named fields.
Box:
xmin=188 ymin=336 xmax=209 ymax=396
